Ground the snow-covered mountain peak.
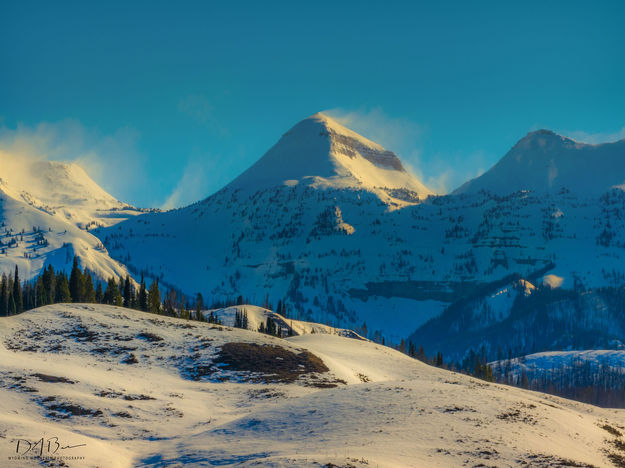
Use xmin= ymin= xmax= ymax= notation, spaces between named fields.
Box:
xmin=0 ymin=151 xmax=143 ymax=229
xmin=226 ymin=112 xmax=433 ymax=199
xmin=0 ymin=151 xmax=144 ymax=281
xmin=513 ymin=128 xmax=579 ymax=152
xmin=455 ymin=128 xmax=625 ymax=196
xmin=305 ymin=112 xmax=386 ymax=152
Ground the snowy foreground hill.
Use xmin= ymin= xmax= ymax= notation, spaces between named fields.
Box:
xmin=2 ymin=304 xmax=625 ymax=467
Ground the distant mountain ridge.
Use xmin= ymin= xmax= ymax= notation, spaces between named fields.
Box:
xmin=97 ymin=113 xmax=625 ymax=349
xmin=455 ymin=129 xmax=625 ymax=195
xmin=5 ymin=112 xmax=625 ymax=361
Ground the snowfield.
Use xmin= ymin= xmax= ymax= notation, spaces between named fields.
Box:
xmin=0 ymin=185 xmax=133 ymax=281
xmin=1 ymin=304 xmax=625 ymax=467
xmin=0 ymin=154 xmax=144 ymax=281
xmin=97 ymin=114 xmax=625 ymax=351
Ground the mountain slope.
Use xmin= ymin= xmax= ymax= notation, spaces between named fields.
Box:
xmin=97 ymin=113 xmax=441 ymax=339
xmin=455 ymin=130 xmax=625 ymax=196
xmin=0 ymin=153 xmax=142 ymax=281
xmin=227 ymin=112 xmax=433 ymax=199
xmin=0 ymin=151 xmax=145 ymax=229
xmin=98 ymin=117 xmax=625 ymax=346
xmin=1 ymin=304 xmax=624 ymax=467
xmin=0 ymin=185 xmax=132 ymax=281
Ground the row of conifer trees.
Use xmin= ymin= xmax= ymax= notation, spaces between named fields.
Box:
xmin=0 ymin=258 xmax=167 ymax=317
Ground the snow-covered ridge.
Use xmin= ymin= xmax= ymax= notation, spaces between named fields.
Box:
xmin=0 ymin=152 xmax=144 ymax=229
xmin=492 ymin=350 xmax=625 ymax=374
xmin=455 ymin=129 xmax=625 ymax=195
xmin=207 ymin=304 xmax=365 ymax=339
xmin=1 ymin=304 xmax=624 ymax=467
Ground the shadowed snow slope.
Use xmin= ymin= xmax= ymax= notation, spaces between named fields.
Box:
xmin=455 ymin=130 xmax=625 ymax=196
xmin=1 ymin=304 xmax=625 ymax=467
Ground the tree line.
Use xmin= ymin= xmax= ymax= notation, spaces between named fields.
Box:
xmin=492 ymin=354 xmax=625 ymax=408
xmin=0 ymin=258 xmax=206 ymax=321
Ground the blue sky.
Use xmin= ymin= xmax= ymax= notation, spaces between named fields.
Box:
xmin=1 ymin=1 xmax=624 ymax=207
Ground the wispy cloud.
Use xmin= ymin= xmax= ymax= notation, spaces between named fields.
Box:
xmin=559 ymin=126 xmax=625 ymax=144
xmin=324 ymin=106 xmax=425 ymax=157
xmin=161 ymin=158 xmax=212 ymax=210
xmin=0 ymin=120 xmax=147 ymax=205
xmin=178 ymin=94 xmax=229 ymax=136
xmin=324 ymin=106 xmax=488 ymax=194
xmin=325 ymin=106 xmax=433 ymax=185
xmin=416 ymin=154 xmax=488 ymax=194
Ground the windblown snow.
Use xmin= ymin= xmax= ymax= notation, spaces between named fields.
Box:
xmin=0 ymin=153 xmax=144 ymax=281
xmin=0 ymin=152 xmax=142 ymax=229
xmin=227 ymin=113 xmax=433 ymax=200
xmin=1 ymin=304 xmax=625 ymax=467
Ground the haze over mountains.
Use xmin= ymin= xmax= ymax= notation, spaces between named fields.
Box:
xmin=2 ymin=112 xmax=625 ymax=358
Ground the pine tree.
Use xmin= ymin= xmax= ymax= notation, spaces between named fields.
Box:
xmin=83 ymin=273 xmax=96 ymax=303
xmin=35 ymin=276 xmax=47 ymax=307
xmin=147 ymin=278 xmax=161 ymax=314
xmin=195 ymin=293 xmax=203 ymax=320
xmin=264 ymin=317 xmax=278 ymax=336
xmin=123 ymin=275 xmax=131 ymax=308
xmin=434 ymin=351 xmax=444 ymax=367
xmin=129 ymin=286 xmax=137 ymax=309
xmin=23 ymin=281 xmax=35 ymax=310
xmin=69 ymin=257 xmax=84 ymax=302
xmin=95 ymin=281 xmax=103 ymax=303
xmin=138 ymin=273 xmax=148 ymax=311
xmin=42 ymin=264 xmax=55 ymax=305
xmin=103 ymin=277 xmax=122 ymax=306
xmin=7 ymin=293 xmax=16 ymax=316
xmin=55 ymin=273 xmax=71 ymax=303
xmin=163 ymin=289 xmax=176 ymax=316
xmin=0 ymin=273 xmax=7 ymax=316
xmin=13 ymin=265 xmax=22 ymax=313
